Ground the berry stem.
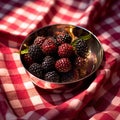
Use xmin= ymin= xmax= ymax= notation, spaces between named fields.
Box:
xmin=21 ymin=48 xmax=28 ymax=54
xmin=71 ymin=33 xmax=91 ymax=48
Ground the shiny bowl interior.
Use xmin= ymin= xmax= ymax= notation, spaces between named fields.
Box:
xmin=20 ymin=24 xmax=103 ymax=92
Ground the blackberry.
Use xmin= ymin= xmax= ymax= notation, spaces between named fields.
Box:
xmin=55 ymin=31 xmax=72 ymax=46
xmin=55 ymin=58 xmax=72 ymax=73
xmin=34 ymin=36 xmax=46 ymax=47
xmin=58 ymin=43 xmax=74 ymax=58
xmin=42 ymin=56 xmax=55 ymax=72
xmin=41 ymin=37 xmax=57 ymax=55
xmin=75 ymin=39 xmax=88 ymax=57
xmin=44 ymin=71 xmax=60 ymax=82
xmin=28 ymin=63 xmax=43 ymax=78
xmin=28 ymin=44 xmax=44 ymax=63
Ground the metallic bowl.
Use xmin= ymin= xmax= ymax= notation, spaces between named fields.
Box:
xmin=20 ymin=24 xmax=103 ymax=93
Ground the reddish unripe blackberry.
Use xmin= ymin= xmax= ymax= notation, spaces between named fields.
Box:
xmin=55 ymin=31 xmax=72 ymax=46
xmin=58 ymin=43 xmax=74 ymax=58
xmin=42 ymin=56 xmax=55 ymax=72
xmin=41 ymin=37 xmax=57 ymax=55
xmin=44 ymin=71 xmax=60 ymax=82
xmin=34 ymin=36 xmax=46 ymax=47
xmin=55 ymin=58 xmax=72 ymax=72
xmin=28 ymin=63 xmax=43 ymax=78
xmin=28 ymin=44 xmax=44 ymax=63
xmin=23 ymin=53 xmax=33 ymax=67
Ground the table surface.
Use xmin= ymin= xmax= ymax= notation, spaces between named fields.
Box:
xmin=0 ymin=0 xmax=120 ymax=120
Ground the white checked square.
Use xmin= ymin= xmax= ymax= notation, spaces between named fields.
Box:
xmin=20 ymin=23 xmax=29 ymax=29
xmin=3 ymin=4 xmax=12 ymax=10
xmin=12 ymin=53 xmax=20 ymax=60
xmin=79 ymin=16 xmax=88 ymax=25
xmin=0 ymin=25 xmax=7 ymax=30
xmin=10 ymin=99 xmax=22 ymax=108
xmin=79 ymin=2 xmax=87 ymax=9
xmin=102 ymin=32 xmax=111 ymax=39
xmin=30 ymin=96 xmax=43 ymax=105
xmin=53 ymin=16 xmax=62 ymax=23
xmin=105 ymin=18 xmax=114 ymax=24
xmin=114 ymin=26 xmax=120 ymax=32
xmin=21 ymin=32 xmax=28 ymax=36
xmin=112 ymin=96 xmax=120 ymax=106
xmin=28 ymin=14 xmax=36 ymax=20
xmin=15 ymin=8 xmax=24 ymax=15
xmin=69 ymin=99 xmax=82 ymax=111
xmin=63 ymin=93 xmax=73 ymax=99
xmin=3 ymin=84 xmax=15 ymax=92
xmin=0 ymin=68 xmax=9 ymax=76
xmin=12 ymin=31 xmax=21 ymax=35
xmin=59 ymin=8 xmax=68 ymax=14
xmin=102 ymin=44 xmax=110 ymax=51
xmin=51 ymin=94 xmax=62 ymax=103
xmin=112 ymin=41 xmax=120 ymax=47
xmin=7 ymin=17 xmax=16 ymax=23
xmin=29 ymin=23 xmax=36 ymax=29
xmin=17 ymin=67 xmax=26 ymax=74
xmin=0 ymin=13 xmax=4 ymax=19
xmin=6 ymin=112 xmax=17 ymax=120
xmin=85 ymin=106 xmax=96 ymax=117
xmin=87 ymin=82 xmax=97 ymax=93
xmin=24 ymin=81 xmax=34 ymax=89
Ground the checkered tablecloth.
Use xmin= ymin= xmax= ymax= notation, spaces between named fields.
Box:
xmin=0 ymin=0 xmax=120 ymax=120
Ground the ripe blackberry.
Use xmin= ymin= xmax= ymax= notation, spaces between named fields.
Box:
xmin=42 ymin=56 xmax=55 ymax=72
xmin=41 ymin=37 xmax=57 ymax=55
xmin=44 ymin=71 xmax=60 ymax=82
xmin=55 ymin=58 xmax=72 ymax=72
xmin=28 ymin=44 xmax=44 ymax=63
xmin=23 ymin=53 xmax=33 ymax=67
xmin=55 ymin=31 xmax=72 ymax=46
xmin=34 ymin=36 xmax=46 ymax=47
xmin=28 ymin=63 xmax=43 ymax=78
xmin=75 ymin=39 xmax=88 ymax=57
xmin=58 ymin=43 xmax=74 ymax=58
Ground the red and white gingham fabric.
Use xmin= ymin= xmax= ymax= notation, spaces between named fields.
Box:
xmin=0 ymin=0 xmax=120 ymax=120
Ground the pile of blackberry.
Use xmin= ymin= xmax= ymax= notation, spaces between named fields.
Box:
xmin=22 ymin=31 xmax=89 ymax=83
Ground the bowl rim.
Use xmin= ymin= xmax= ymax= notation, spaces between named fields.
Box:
xmin=20 ymin=23 xmax=104 ymax=85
